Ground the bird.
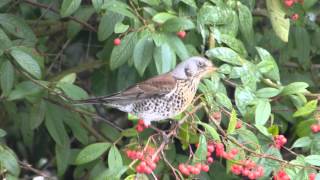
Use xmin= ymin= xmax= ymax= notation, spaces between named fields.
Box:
xmin=76 ymin=56 xmax=217 ymax=126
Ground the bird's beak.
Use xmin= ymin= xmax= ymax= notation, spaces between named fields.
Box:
xmin=206 ymin=66 xmax=218 ymax=74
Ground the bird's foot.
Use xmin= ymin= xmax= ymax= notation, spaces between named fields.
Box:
xmin=149 ymin=125 xmax=170 ymax=143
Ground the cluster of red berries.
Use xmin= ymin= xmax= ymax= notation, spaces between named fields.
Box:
xmin=214 ymin=142 xmax=239 ymax=160
xmin=273 ymin=170 xmax=290 ymax=180
xmin=126 ymin=146 xmax=160 ymax=174
xmin=310 ymin=124 xmax=320 ymax=133
xmin=135 ymin=119 xmax=148 ymax=132
xmin=178 ymin=163 xmax=210 ymax=176
xmin=231 ymin=160 xmax=264 ymax=180
xmin=274 ymin=135 xmax=287 ymax=149
xmin=176 ymin=31 xmax=186 ymax=39
xmin=309 ymin=173 xmax=316 ymax=180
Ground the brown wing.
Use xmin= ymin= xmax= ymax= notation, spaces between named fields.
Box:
xmin=75 ymin=73 xmax=177 ymax=104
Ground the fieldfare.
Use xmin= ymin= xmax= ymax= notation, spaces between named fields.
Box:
xmin=77 ymin=56 xmax=217 ymax=126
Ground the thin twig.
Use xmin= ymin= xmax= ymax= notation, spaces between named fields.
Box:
xmin=18 ymin=161 xmax=52 ymax=179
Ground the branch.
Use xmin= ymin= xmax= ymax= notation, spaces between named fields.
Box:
xmin=21 ymin=0 xmax=96 ymax=32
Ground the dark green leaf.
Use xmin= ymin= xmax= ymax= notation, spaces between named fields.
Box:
xmin=220 ymin=34 xmax=247 ymax=56
xmin=108 ymin=146 xmax=123 ymax=170
xmin=255 ymin=99 xmax=271 ymax=125
xmin=75 ymin=142 xmax=111 ymax=165
xmin=153 ymin=43 xmax=176 ymax=74
xmin=206 ymin=47 xmax=244 ymax=65
xmin=102 ymin=1 xmax=136 ymax=19
xmin=0 ymin=60 xmax=14 ymax=96
xmin=29 ymin=100 xmax=46 ymax=130
xmin=237 ymin=129 xmax=259 ymax=150
xmin=10 ymin=47 xmax=41 ymax=79
xmin=0 ymin=28 xmax=12 ymax=55
xmin=0 ymin=0 xmax=10 ymax=8
xmin=166 ymin=35 xmax=189 ymax=60
xmin=0 ymin=14 xmax=36 ymax=42
xmin=162 ymin=17 xmax=195 ymax=32
xmin=92 ymin=0 xmax=107 ymax=12
xmin=0 ymin=129 xmax=6 ymax=137
xmin=45 ymin=102 xmax=69 ymax=146
xmin=60 ymin=0 xmax=81 ymax=17
xmin=215 ymin=92 xmax=232 ymax=110
xmin=238 ymin=3 xmax=254 ymax=44
xmin=98 ymin=12 xmax=123 ymax=41
xmin=67 ymin=6 xmax=95 ymax=39
xmin=63 ymin=113 xmax=89 ymax=145
xmin=197 ymin=122 xmax=220 ymax=141
xmin=296 ymin=119 xmax=316 ymax=137
xmin=293 ymin=100 xmax=318 ymax=117
xmin=56 ymin=143 xmax=71 ymax=176
xmin=133 ymin=36 xmax=155 ymax=76
xmin=110 ymin=32 xmax=137 ymax=70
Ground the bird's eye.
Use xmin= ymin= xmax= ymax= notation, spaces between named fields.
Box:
xmin=197 ymin=61 xmax=205 ymax=68
xmin=184 ymin=67 xmax=192 ymax=77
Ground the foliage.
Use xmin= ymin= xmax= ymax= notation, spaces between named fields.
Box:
xmin=0 ymin=0 xmax=320 ymax=179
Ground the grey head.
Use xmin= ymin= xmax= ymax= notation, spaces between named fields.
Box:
xmin=171 ymin=56 xmax=216 ymax=80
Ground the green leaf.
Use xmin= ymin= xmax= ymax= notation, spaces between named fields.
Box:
xmin=181 ymin=0 xmax=197 ymax=8
xmin=255 ymin=125 xmax=271 ymax=137
xmin=227 ymin=109 xmax=237 ymax=134
xmin=0 ymin=146 xmax=20 ymax=176
xmin=29 ymin=100 xmax=46 ymax=130
xmin=141 ymin=0 xmax=160 ymax=6
xmin=108 ymin=146 xmax=123 ymax=170
xmin=162 ymin=17 xmax=195 ymax=32
xmin=0 ymin=28 xmax=12 ymax=55
xmin=55 ymin=143 xmax=71 ymax=176
xmin=0 ymin=60 xmax=14 ymax=96
xmin=121 ymin=128 xmax=138 ymax=137
xmin=10 ymin=47 xmax=42 ymax=79
xmin=0 ymin=14 xmax=36 ymax=42
xmin=0 ymin=129 xmax=6 ymax=137
xmin=133 ymin=36 xmax=155 ymax=76
xmin=98 ymin=12 xmax=123 ymax=41
xmin=166 ymin=35 xmax=189 ymax=60
xmin=114 ymin=22 xmax=129 ymax=33
xmin=255 ymin=99 xmax=271 ymax=125
xmin=193 ymin=135 xmax=207 ymax=163
xmin=57 ymin=83 xmax=88 ymax=100
xmin=153 ymin=43 xmax=176 ymax=74
xmin=235 ymin=87 xmax=255 ymax=115
xmin=0 ymin=0 xmax=10 ymax=8
xmin=60 ymin=0 xmax=81 ymax=17
xmin=293 ymin=100 xmax=318 ymax=117
xmin=67 ymin=6 xmax=95 ymax=39
xmin=215 ymin=92 xmax=232 ymax=110
xmin=238 ymin=3 xmax=254 ymax=44
xmin=75 ymin=142 xmax=111 ymax=165
xmin=197 ymin=122 xmax=220 ymax=141
xmin=305 ymin=155 xmax=320 ymax=166
xmin=295 ymin=119 xmax=316 ymax=137
xmin=266 ymin=0 xmax=289 ymax=42
xmin=237 ymin=129 xmax=259 ymax=150
xmin=256 ymin=87 xmax=280 ymax=98
xmin=110 ymin=32 xmax=138 ymax=70
xmin=63 ymin=113 xmax=89 ymax=145
xmin=294 ymin=27 xmax=310 ymax=67
xmin=220 ymin=34 xmax=247 ymax=56
xmin=281 ymin=82 xmax=309 ymax=96
xmin=152 ymin=12 xmax=176 ymax=23
xmin=102 ymin=1 xmax=136 ymax=19
xmin=256 ymin=47 xmax=280 ymax=82
xmin=198 ymin=5 xmax=233 ymax=25
xmin=45 ymin=102 xmax=69 ymax=146
xmin=92 ymin=0 xmax=107 ymax=12
xmin=206 ymin=47 xmax=244 ymax=65
xmin=59 ymin=73 xmax=76 ymax=83
xmin=8 ymin=81 xmax=42 ymax=101
xmin=292 ymin=137 xmax=312 ymax=148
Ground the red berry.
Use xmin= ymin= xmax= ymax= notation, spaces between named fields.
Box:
xmin=242 ymin=168 xmax=250 ymax=176
xmin=113 ymin=38 xmax=121 ymax=46
xmin=309 ymin=173 xmax=316 ymax=180
xmin=311 ymin=124 xmax=319 ymax=133
xmin=230 ymin=148 xmax=239 ymax=155
xmin=147 ymin=161 xmax=156 ymax=170
xmin=236 ymin=121 xmax=242 ymax=129
xmin=291 ymin=13 xmax=299 ymax=21
xmin=248 ymin=171 xmax=256 ymax=180
xmin=284 ymin=0 xmax=294 ymax=7
xmin=144 ymin=166 xmax=153 ymax=174
xmin=136 ymin=164 xmax=143 ymax=173
xmin=138 ymin=119 xmax=145 ymax=126
xmin=201 ymin=164 xmax=210 ymax=172
xmin=136 ymin=125 xmax=144 ymax=132
xmin=178 ymin=164 xmax=190 ymax=176
xmin=231 ymin=165 xmax=242 ymax=175
xmin=207 ymin=144 xmax=214 ymax=153
xmin=176 ymin=31 xmax=186 ymax=39
xmin=207 ymin=157 xmax=214 ymax=164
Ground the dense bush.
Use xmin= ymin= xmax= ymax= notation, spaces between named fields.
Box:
xmin=0 ymin=0 xmax=320 ymax=179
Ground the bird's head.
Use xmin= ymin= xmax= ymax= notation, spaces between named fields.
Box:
xmin=171 ymin=56 xmax=217 ymax=80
